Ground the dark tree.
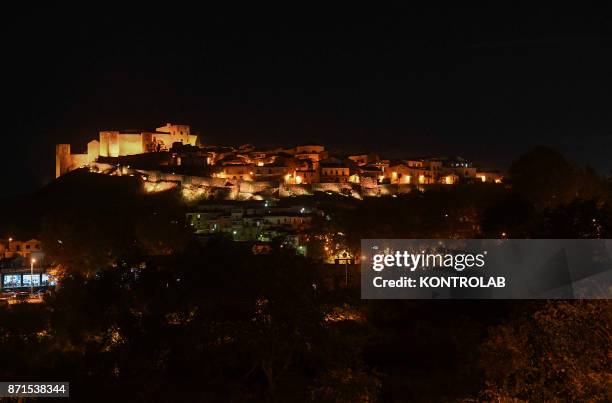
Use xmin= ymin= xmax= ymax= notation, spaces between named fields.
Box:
xmin=509 ymin=147 xmax=578 ymax=208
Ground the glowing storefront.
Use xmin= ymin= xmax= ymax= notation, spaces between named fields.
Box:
xmin=1 ymin=271 xmax=54 ymax=290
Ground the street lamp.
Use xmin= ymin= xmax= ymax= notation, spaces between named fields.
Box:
xmin=5 ymin=237 xmax=12 ymax=259
xmin=345 ymin=260 xmax=348 ymax=287
xmin=30 ymin=258 xmax=36 ymax=296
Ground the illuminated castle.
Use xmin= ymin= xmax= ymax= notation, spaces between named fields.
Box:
xmin=55 ymin=121 xmax=504 ymax=200
xmin=56 ymin=123 xmax=197 ymax=178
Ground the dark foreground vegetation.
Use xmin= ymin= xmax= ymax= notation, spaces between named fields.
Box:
xmin=0 ymin=147 xmax=611 ymax=401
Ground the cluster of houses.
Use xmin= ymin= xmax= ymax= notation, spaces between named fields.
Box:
xmin=186 ymin=201 xmax=316 ymax=255
xmin=200 ymin=143 xmax=503 ymax=186
xmin=57 ymin=123 xmax=503 ymax=187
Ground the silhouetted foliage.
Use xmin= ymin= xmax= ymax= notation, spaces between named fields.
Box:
xmin=481 ymin=194 xmax=534 ymax=238
xmin=0 ymin=242 xmax=381 ymax=401
xmin=509 ymin=147 xmax=578 ymax=208
xmin=533 ymin=200 xmax=612 ymax=238
xmin=37 ymin=170 xmax=191 ymax=275
xmin=480 ymin=300 xmax=612 ymax=402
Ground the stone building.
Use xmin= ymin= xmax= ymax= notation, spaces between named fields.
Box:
xmin=56 ymin=123 xmax=197 ymax=177
xmin=1 ymin=238 xmax=44 ymax=263
xmin=320 ymin=161 xmax=350 ymax=183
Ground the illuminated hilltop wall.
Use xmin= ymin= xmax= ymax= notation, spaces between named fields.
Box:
xmin=55 ymin=143 xmax=99 ymax=178
xmin=56 ymin=123 xmax=197 ymax=178
xmin=98 ymin=124 xmax=196 ymax=157
xmin=99 ymin=132 xmax=143 ymax=157
xmin=86 ymin=162 xmax=448 ymax=201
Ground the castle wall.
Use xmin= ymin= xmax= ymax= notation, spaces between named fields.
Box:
xmin=81 ymin=124 xmax=197 ymax=161
xmin=378 ymin=184 xmax=397 ymax=196
xmin=58 ymin=124 xmax=198 ymax=179
xmin=156 ymin=123 xmax=190 ymax=135
xmin=89 ymin=162 xmax=117 ymax=174
xmin=99 ymin=132 xmax=142 ymax=157
xmin=108 ymin=132 xmax=120 ymax=157
xmin=360 ymin=176 xmax=378 ymax=189
xmin=99 ymin=131 xmax=114 ymax=157
xmin=312 ymin=183 xmax=353 ymax=193
xmin=361 ymin=187 xmax=379 ymax=197
xmin=117 ymin=134 xmax=144 ymax=156
xmin=397 ymin=184 xmax=414 ymax=194
xmin=55 ymin=143 xmax=97 ymax=178
xmin=81 ymin=164 xmax=437 ymax=200
xmin=150 ymin=133 xmax=194 ymax=150
xmin=71 ymin=154 xmax=90 ymax=168
xmin=55 ymin=144 xmax=71 ymax=178
xmin=280 ymin=184 xmax=313 ymax=197
xmin=154 ymin=123 xmax=196 ymax=147
xmin=238 ymin=181 xmax=273 ymax=195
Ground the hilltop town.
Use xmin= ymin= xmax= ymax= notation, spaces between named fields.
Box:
xmin=56 ymin=122 xmax=504 ymax=202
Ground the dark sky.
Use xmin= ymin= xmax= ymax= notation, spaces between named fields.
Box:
xmin=2 ymin=6 xmax=611 ymax=197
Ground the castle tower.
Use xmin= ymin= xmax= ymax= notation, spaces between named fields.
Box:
xmin=55 ymin=144 xmax=72 ymax=178
xmin=156 ymin=123 xmax=197 ymax=146
xmin=99 ymin=131 xmax=121 ymax=157
xmin=99 ymin=132 xmax=109 ymax=157
xmin=87 ymin=140 xmax=100 ymax=162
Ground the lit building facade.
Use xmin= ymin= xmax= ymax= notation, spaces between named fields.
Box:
xmin=56 ymin=123 xmax=197 ymax=177
xmin=1 ymin=238 xmax=44 ymax=261
xmin=320 ymin=163 xmax=350 ymax=183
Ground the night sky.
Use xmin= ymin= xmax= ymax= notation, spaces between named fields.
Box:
xmin=2 ymin=6 xmax=611 ymax=197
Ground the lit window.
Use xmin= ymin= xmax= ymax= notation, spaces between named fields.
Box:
xmin=23 ymin=275 xmax=40 ymax=287
xmin=3 ymin=274 xmax=21 ymax=288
